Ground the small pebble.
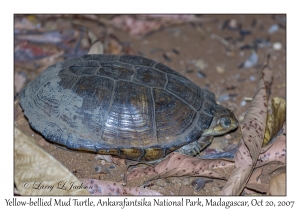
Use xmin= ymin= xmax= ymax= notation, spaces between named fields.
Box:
xmin=244 ymin=97 xmax=253 ymax=101
xmin=273 ymin=42 xmax=282 ymax=50
xmin=196 ymin=71 xmax=206 ymax=78
xmin=163 ymin=53 xmax=172 ymax=61
xmin=218 ymin=94 xmax=230 ymax=102
xmin=268 ymin=24 xmax=279 ymax=34
xmin=239 ymin=51 xmax=258 ymax=69
xmin=34 ymin=22 xmax=42 ymax=28
xmin=226 ymin=86 xmax=237 ymax=91
xmin=240 ymin=45 xmax=253 ymax=51
xmin=101 ymin=160 xmax=106 ymax=165
xmin=239 ymin=29 xmax=251 ymax=36
xmin=185 ymin=69 xmax=194 ymax=74
xmin=97 ymin=186 xmax=102 ymax=193
xmin=240 ymin=100 xmax=247 ymax=106
xmin=249 ymin=76 xmax=256 ymax=81
xmin=229 ymin=93 xmax=238 ymax=98
xmin=225 ymin=134 xmax=232 ymax=140
xmin=95 ymin=154 xmax=112 ymax=162
xmin=109 ymin=165 xmax=115 ymax=169
xmin=216 ymin=66 xmax=225 ymax=74
xmin=195 ymin=59 xmax=207 ymax=70
xmin=94 ymin=166 xmax=102 ymax=173
xmin=229 ymin=19 xmax=238 ymax=29
xmin=255 ymin=38 xmax=271 ymax=48
xmin=251 ymin=19 xmax=257 ymax=27
xmin=172 ymin=48 xmax=180 ymax=54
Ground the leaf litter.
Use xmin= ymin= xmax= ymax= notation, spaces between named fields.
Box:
xmin=263 ymin=97 xmax=286 ymax=145
xmin=220 ymin=58 xmax=273 ymax=195
xmin=14 ymin=127 xmax=90 ymax=196
xmin=126 ymin=152 xmax=235 ymax=187
xmin=267 ymin=173 xmax=286 ymax=195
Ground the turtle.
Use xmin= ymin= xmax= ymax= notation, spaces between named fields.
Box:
xmin=19 ymin=54 xmax=238 ymax=163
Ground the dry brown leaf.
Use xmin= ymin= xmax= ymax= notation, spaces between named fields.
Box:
xmin=248 ymin=167 xmax=263 ymax=184
xmin=245 ymin=183 xmax=269 ymax=193
xmin=80 ymin=178 xmax=161 ymax=195
xmin=243 ymin=188 xmax=263 ymax=195
xmin=87 ymin=30 xmax=104 ymax=55
xmin=127 ymin=152 xmax=234 ymax=187
xmin=245 ymin=165 xmax=268 ymax=193
xmin=267 ymin=173 xmax=286 ymax=195
xmin=256 ymin=134 xmax=286 ymax=167
xmin=220 ymin=61 xmax=273 ymax=195
xmin=14 ymin=127 xmax=90 ymax=195
xmin=14 ymin=72 xmax=26 ymax=93
xmin=14 ymin=100 xmax=24 ymax=122
xmin=263 ymin=97 xmax=286 ymax=145
xmin=269 ymin=165 xmax=286 ymax=175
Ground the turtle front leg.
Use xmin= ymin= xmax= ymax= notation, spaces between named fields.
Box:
xmin=176 ymin=136 xmax=213 ymax=156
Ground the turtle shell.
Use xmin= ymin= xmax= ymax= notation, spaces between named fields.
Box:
xmin=19 ymin=54 xmax=217 ymax=162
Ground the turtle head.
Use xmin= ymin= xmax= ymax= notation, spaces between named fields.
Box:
xmin=202 ymin=105 xmax=238 ymax=137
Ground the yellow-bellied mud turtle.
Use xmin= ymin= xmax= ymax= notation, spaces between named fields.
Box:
xmin=19 ymin=54 xmax=238 ymax=162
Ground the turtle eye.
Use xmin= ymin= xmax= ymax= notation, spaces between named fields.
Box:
xmin=221 ymin=117 xmax=231 ymax=128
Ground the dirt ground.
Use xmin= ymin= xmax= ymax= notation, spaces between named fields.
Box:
xmin=14 ymin=14 xmax=286 ymax=195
